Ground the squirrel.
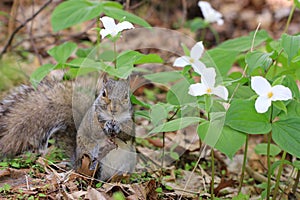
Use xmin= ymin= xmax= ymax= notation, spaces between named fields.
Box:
xmin=0 ymin=74 xmax=136 ymax=180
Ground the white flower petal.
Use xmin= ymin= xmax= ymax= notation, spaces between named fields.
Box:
xmin=192 ymin=60 xmax=206 ymax=75
xmin=198 ymin=1 xmax=212 ymax=19
xmin=190 ymin=41 xmax=204 ymax=60
xmin=116 ymin=21 xmax=134 ymax=33
xmin=255 ymin=96 xmax=272 ymax=113
xmin=271 ymin=85 xmax=292 ymax=101
xmin=100 ymin=29 xmax=111 ymax=39
xmin=251 ymin=76 xmax=272 ymax=96
xmin=201 ymin=67 xmax=216 ymax=88
xmin=213 ymin=85 xmax=228 ymax=100
xmin=188 ymin=83 xmax=208 ymax=96
xmin=100 ymin=16 xmax=117 ymax=30
xmin=173 ymin=56 xmax=191 ymax=67
xmin=198 ymin=1 xmax=223 ymax=25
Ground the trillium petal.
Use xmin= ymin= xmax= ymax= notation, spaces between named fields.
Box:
xmin=201 ymin=67 xmax=216 ymax=88
xmin=213 ymin=85 xmax=228 ymax=100
xmin=217 ymin=18 xmax=224 ymax=25
xmin=190 ymin=41 xmax=204 ymax=60
xmin=100 ymin=29 xmax=111 ymax=39
xmin=251 ymin=76 xmax=272 ymax=96
xmin=173 ymin=56 xmax=191 ymax=67
xmin=192 ymin=60 xmax=206 ymax=75
xmin=188 ymin=83 xmax=207 ymax=96
xmin=271 ymin=85 xmax=292 ymax=101
xmin=198 ymin=1 xmax=212 ymax=20
xmin=100 ymin=16 xmax=116 ymax=30
xmin=255 ymin=96 xmax=271 ymax=113
xmin=116 ymin=21 xmax=134 ymax=33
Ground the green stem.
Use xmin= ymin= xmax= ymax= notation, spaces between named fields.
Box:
xmin=208 ymin=26 xmax=220 ymax=44
xmin=283 ymin=4 xmax=296 ymax=34
xmin=211 ymin=149 xmax=215 ymax=200
xmin=113 ymin=41 xmax=117 ymax=68
xmin=238 ymin=134 xmax=249 ymax=194
xmin=273 ymin=151 xmax=286 ymax=197
xmin=266 ymin=131 xmax=272 ymax=200
xmin=96 ymin=17 xmax=101 ymax=60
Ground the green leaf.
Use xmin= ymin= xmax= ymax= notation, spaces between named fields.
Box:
xmin=47 ymin=42 xmax=77 ymax=63
xmin=103 ymin=7 xmax=151 ymax=28
xmin=51 ymin=0 xmax=104 ymax=32
xmin=187 ymin=17 xmax=208 ymax=32
xmin=282 ymin=75 xmax=300 ymax=99
xmin=167 ymin=79 xmax=196 ymax=105
xmin=272 ymin=117 xmax=300 ymax=158
xmin=134 ymin=54 xmax=164 ymax=64
xmin=30 ymin=64 xmax=56 ymax=88
xmin=281 ymin=34 xmax=300 ymax=64
xmin=225 ymin=99 xmax=272 ymax=134
xmin=149 ymin=117 xmax=204 ymax=134
xmin=150 ymin=104 xmax=169 ymax=126
xmin=130 ymin=95 xmax=151 ymax=109
xmin=144 ymin=71 xmax=183 ymax=84
xmin=272 ymin=101 xmax=287 ymax=114
xmin=198 ymin=121 xmax=246 ymax=159
xmin=245 ymin=51 xmax=273 ymax=74
xmin=254 ymin=143 xmax=282 ymax=156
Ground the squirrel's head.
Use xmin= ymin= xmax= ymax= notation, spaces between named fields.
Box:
xmin=95 ymin=75 xmax=132 ymax=121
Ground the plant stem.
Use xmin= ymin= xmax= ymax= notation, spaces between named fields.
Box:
xmin=283 ymin=4 xmax=296 ymax=34
xmin=238 ymin=134 xmax=249 ymax=194
xmin=266 ymin=131 xmax=272 ymax=200
xmin=113 ymin=41 xmax=117 ymax=68
xmin=273 ymin=151 xmax=286 ymax=197
xmin=211 ymin=149 xmax=215 ymax=199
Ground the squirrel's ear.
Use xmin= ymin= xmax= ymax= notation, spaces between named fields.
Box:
xmin=100 ymin=73 xmax=109 ymax=84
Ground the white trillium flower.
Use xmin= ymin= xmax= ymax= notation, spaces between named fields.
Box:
xmin=100 ymin=16 xmax=134 ymax=39
xmin=173 ymin=41 xmax=206 ymax=75
xmin=251 ymin=76 xmax=292 ymax=113
xmin=188 ymin=67 xmax=228 ymax=100
xmin=198 ymin=1 xmax=224 ymax=25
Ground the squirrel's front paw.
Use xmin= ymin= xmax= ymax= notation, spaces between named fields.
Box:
xmin=104 ymin=120 xmax=121 ymax=137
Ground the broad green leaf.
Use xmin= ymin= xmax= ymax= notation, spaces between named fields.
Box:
xmin=47 ymin=42 xmax=77 ymax=63
xmin=293 ymin=160 xmax=300 ymax=170
xmin=272 ymin=101 xmax=287 ymax=114
xmin=204 ymin=49 xmax=238 ymax=76
xmin=150 ymin=104 xmax=169 ymax=126
xmin=130 ymin=95 xmax=151 ymax=109
xmin=188 ymin=17 xmax=208 ymax=32
xmin=225 ymin=99 xmax=272 ymax=134
xmin=217 ymin=30 xmax=270 ymax=52
xmin=67 ymin=58 xmax=105 ymax=70
xmin=227 ymin=85 xmax=255 ymax=100
xmin=134 ymin=110 xmax=150 ymax=120
xmin=149 ymin=117 xmax=204 ymax=134
xmin=51 ymin=0 xmax=104 ymax=32
xmin=103 ymin=7 xmax=151 ymax=28
xmin=282 ymin=75 xmax=300 ymax=99
xmin=245 ymin=51 xmax=273 ymax=74
xmin=281 ymin=34 xmax=300 ymax=64
xmin=254 ymin=143 xmax=282 ymax=156
xmin=144 ymin=71 xmax=183 ymax=84
xmin=279 ymin=100 xmax=300 ymax=120
xmin=30 ymin=64 xmax=56 ymax=88
xmin=134 ymin=54 xmax=164 ymax=64
xmin=272 ymin=117 xmax=300 ymax=158
xmin=167 ymin=79 xmax=196 ymax=105
xmin=198 ymin=121 xmax=246 ymax=159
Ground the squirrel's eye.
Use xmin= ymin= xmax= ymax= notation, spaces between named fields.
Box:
xmin=102 ymin=89 xmax=107 ymax=98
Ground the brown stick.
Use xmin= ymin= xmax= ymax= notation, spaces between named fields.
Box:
xmin=0 ymin=0 xmax=53 ymax=58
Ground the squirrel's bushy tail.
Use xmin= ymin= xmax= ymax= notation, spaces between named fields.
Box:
xmin=0 ymin=80 xmax=76 ymax=158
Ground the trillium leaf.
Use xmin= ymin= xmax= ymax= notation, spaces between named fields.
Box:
xmin=47 ymin=42 xmax=77 ymax=63
xmin=245 ymin=51 xmax=273 ymax=74
xmin=254 ymin=143 xmax=282 ymax=157
xmin=51 ymin=0 xmax=105 ymax=32
xmin=30 ymin=64 xmax=56 ymax=88
xmin=272 ymin=117 xmax=300 ymax=158
xmin=144 ymin=71 xmax=183 ymax=84
xmin=281 ymin=34 xmax=300 ymax=64
xmin=225 ymin=99 xmax=272 ymax=134
xmin=149 ymin=117 xmax=204 ymax=134
xmin=198 ymin=121 xmax=246 ymax=159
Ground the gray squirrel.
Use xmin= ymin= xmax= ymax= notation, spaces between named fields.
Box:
xmin=0 ymin=74 xmax=136 ymax=180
